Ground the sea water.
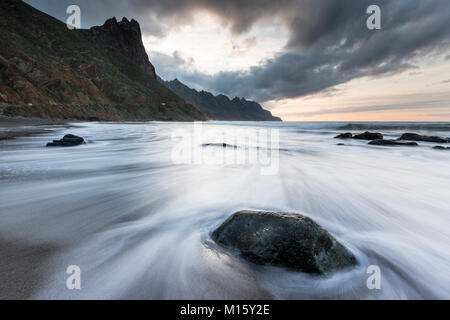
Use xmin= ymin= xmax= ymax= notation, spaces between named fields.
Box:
xmin=0 ymin=121 xmax=449 ymax=299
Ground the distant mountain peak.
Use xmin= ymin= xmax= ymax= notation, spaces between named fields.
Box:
xmin=171 ymin=78 xmax=183 ymax=85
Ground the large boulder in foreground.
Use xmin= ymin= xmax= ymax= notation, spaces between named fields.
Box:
xmin=369 ymin=139 xmax=418 ymax=147
xmin=399 ymin=133 xmax=447 ymax=143
xmin=212 ymin=211 xmax=357 ymax=274
xmin=352 ymin=132 xmax=383 ymax=141
xmin=47 ymin=134 xmax=85 ymax=147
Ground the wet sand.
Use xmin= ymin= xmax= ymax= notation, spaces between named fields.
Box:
xmin=0 ymin=238 xmax=58 ymax=300
xmin=0 ymin=116 xmax=72 ymax=140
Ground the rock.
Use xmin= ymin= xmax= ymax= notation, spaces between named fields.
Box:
xmin=47 ymin=134 xmax=85 ymax=147
xmin=202 ymin=143 xmax=237 ymax=149
xmin=433 ymin=146 xmax=450 ymax=150
xmin=334 ymin=132 xmax=352 ymax=139
xmin=337 ymin=143 xmax=345 ymax=146
xmin=369 ymin=139 xmax=418 ymax=147
xmin=352 ymin=132 xmax=383 ymax=141
xmin=399 ymin=133 xmax=447 ymax=143
xmin=86 ymin=17 xmax=156 ymax=78
xmin=212 ymin=211 xmax=357 ymax=274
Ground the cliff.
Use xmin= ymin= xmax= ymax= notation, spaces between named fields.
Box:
xmin=83 ymin=17 xmax=156 ymax=79
xmin=0 ymin=0 xmax=206 ymax=121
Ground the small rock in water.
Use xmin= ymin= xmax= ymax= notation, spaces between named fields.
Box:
xmin=369 ymin=139 xmax=418 ymax=147
xmin=47 ymin=134 xmax=86 ymax=147
xmin=433 ymin=146 xmax=450 ymax=150
xmin=334 ymin=132 xmax=353 ymax=139
xmin=212 ymin=211 xmax=357 ymax=274
xmin=337 ymin=143 xmax=345 ymax=146
xmin=202 ymin=143 xmax=237 ymax=148
xmin=352 ymin=132 xmax=383 ymax=141
xmin=399 ymin=133 xmax=447 ymax=144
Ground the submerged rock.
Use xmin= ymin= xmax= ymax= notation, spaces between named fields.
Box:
xmin=202 ymin=143 xmax=237 ymax=148
xmin=212 ymin=211 xmax=357 ymax=274
xmin=352 ymin=132 xmax=383 ymax=141
xmin=399 ymin=133 xmax=447 ymax=143
xmin=433 ymin=146 xmax=450 ymax=150
xmin=47 ymin=134 xmax=85 ymax=147
xmin=369 ymin=139 xmax=418 ymax=147
xmin=334 ymin=132 xmax=353 ymax=139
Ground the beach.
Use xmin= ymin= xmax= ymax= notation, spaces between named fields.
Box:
xmin=0 ymin=115 xmax=74 ymax=140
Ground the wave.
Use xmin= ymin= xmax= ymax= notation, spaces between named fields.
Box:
xmin=337 ymin=123 xmax=450 ymax=132
xmin=231 ymin=121 xmax=450 ymax=133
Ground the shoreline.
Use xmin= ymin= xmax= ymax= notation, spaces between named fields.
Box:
xmin=0 ymin=116 xmax=73 ymax=140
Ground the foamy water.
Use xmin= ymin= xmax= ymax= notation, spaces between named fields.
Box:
xmin=0 ymin=121 xmax=449 ymax=299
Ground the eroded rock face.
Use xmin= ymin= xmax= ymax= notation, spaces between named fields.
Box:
xmin=369 ymin=139 xmax=418 ymax=147
xmin=47 ymin=134 xmax=85 ymax=147
xmin=212 ymin=211 xmax=357 ymax=274
xmin=399 ymin=133 xmax=447 ymax=143
xmin=352 ymin=132 xmax=383 ymax=141
xmin=334 ymin=132 xmax=353 ymax=139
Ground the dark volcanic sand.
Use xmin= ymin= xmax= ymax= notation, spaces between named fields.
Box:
xmin=0 ymin=117 xmax=73 ymax=140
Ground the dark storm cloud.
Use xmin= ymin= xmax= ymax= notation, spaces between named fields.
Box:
xmin=149 ymin=51 xmax=197 ymax=82
xmin=24 ymin=0 xmax=294 ymax=36
xmin=186 ymin=0 xmax=450 ymax=101
xmin=25 ymin=0 xmax=450 ymax=102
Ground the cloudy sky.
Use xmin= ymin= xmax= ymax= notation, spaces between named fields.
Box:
xmin=25 ymin=0 xmax=450 ymax=121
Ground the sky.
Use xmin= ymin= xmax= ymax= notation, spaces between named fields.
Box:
xmin=25 ymin=0 xmax=450 ymax=121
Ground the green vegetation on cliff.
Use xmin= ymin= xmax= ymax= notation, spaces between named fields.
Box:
xmin=0 ymin=0 xmax=206 ymax=121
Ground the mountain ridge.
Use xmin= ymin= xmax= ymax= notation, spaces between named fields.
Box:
xmin=162 ymin=78 xmax=282 ymax=121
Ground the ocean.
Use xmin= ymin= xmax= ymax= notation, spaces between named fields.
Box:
xmin=0 ymin=121 xmax=449 ymax=299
